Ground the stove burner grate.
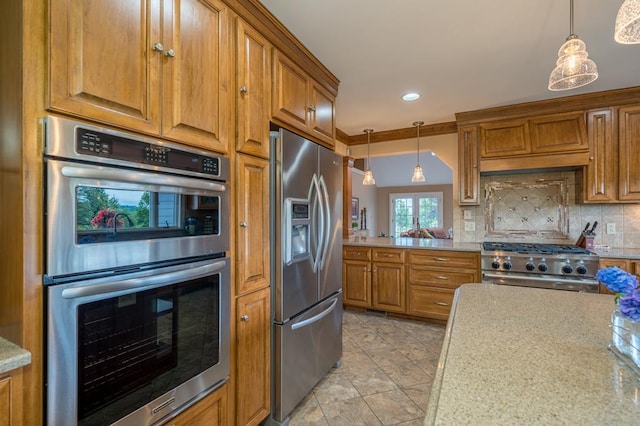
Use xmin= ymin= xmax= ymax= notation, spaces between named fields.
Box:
xmin=482 ymin=242 xmax=593 ymax=255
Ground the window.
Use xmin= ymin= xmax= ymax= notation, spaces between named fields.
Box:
xmin=389 ymin=192 xmax=443 ymax=237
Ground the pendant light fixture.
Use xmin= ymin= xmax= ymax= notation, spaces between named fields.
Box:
xmin=411 ymin=121 xmax=425 ymax=183
xmin=362 ymin=129 xmax=376 ymax=186
xmin=548 ymin=0 xmax=598 ymax=91
xmin=615 ymin=0 xmax=640 ymax=44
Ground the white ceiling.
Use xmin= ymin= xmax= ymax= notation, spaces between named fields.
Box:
xmin=260 ymin=0 xmax=640 ymax=137
xmin=367 ymin=152 xmax=453 ymax=187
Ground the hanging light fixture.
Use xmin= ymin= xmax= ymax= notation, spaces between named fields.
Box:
xmin=615 ymin=0 xmax=640 ymax=44
xmin=548 ymin=0 xmax=598 ymax=91
xmin=411 ymin=121 xmax=425 ymax=183
xmin=362 ymin=129 xmax=376 ymax=186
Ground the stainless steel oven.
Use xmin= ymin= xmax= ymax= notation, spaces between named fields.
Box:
xmin=43 ymin=116 xmax=229 ymax=278
xmin=43 ymin=116 xmax=231 ymax=425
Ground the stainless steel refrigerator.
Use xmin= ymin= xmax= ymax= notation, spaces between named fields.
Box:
xmin=270 ymin=128 xmax=343 ymax=423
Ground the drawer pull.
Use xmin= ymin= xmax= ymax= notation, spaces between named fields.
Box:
xmin=434 ymin=301 xmax=450 ymax=306
xmin=435 ymin=275 xmax=450 ymax=280
xmin=380 ymin=253 xmax=394 ymax=257
xmin=434 ymin=257 xmax=449 ymax=262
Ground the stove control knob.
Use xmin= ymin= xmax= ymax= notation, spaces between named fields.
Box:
xmin=491 ymin=258 xmax=501 ymax=269
xmin=576 ymin=264 xmax=588 ymax=275
xmin=525 ymin=257 xmax=535 ymax=271
xmin=538 ymin=259 xmax=548 ymax=272
xmin=562 ymin=262 xmax=574 ymax=274
xmin=502 ymin=259 xmax=513 ymax=270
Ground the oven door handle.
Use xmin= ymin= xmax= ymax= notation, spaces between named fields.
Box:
xmin=61 ymin=165 xmax=226 ymax=192
xmin=61 ymin=260 xmax=227 ymax=299
xmin=483 ymin=272 xmax=597 ymax=285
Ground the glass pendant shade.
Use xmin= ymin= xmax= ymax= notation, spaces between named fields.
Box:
xmin=548 ymin=0 xmax=598 ymax=91
xmin=548 ymin=37 xmax=598 ymax=91
xmin=362 ymin=129 xmax=375 ymax=186
xmin=615 ymin=0 xmax=640 ymax=44
xmin=411 ymin=165 xmax=425 ymax=183
xmin=411 ymin=121 xmax=426 ymax=183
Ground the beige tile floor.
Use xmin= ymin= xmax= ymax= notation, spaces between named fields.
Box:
xmin=287 ymin=310 xmax=446 ymax=425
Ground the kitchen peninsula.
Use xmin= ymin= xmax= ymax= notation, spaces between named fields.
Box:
xmin=424 ymin=284 xmax=640 ymax=425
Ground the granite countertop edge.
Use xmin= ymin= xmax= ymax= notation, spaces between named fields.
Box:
xmin=344 ymin=237 xmax=482 ymax=252
xmin=0 ymin=337 xmax=31 ymax=374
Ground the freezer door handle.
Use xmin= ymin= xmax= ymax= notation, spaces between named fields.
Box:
xmin=310 ymin=173 xmax=325 ymax=273
xmin=291 ymin=297 xmax=338 ymax=330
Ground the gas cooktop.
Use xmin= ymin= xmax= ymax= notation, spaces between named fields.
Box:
xmin=482 ymin=242 xmax=593 ymax=255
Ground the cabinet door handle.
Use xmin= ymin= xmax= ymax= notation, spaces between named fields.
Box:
xmin=435 ymin=275 xmax=450 ymax=280
xmin=164 ymin=48 xmax=175 ymax=58
xmin=434 ymin=301 xmax=450 ymax=306
xmin=152 ymin=42 xmax=164 ymax=52
xmin=240 ymin=314 xmax=249 ymax=321
xmin=434 ymin=257 xmax=449 ymax=262
xmin=372 ymin=267 xmax=377 ymax=273
xmin=239 ymin=221 xmax=248 ymax=228
xmin=307 ymin=105 xmax=316 ymax=112
xmin=380 ymin=253 xmax=393 ymax=257
xmin=240 ymin=85 xmax=248 ymax=94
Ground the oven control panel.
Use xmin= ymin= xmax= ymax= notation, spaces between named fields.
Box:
xmin=75 ymin=127 xmax=220 ymax=177
xmin=481 ymin=253 xmax=599 ymax=277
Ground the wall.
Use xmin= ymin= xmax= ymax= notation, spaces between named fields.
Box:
xmin=457 ymin=170 xmax=640 ymax=249
xmin=351 ymin=168 xmax=377 ymax=236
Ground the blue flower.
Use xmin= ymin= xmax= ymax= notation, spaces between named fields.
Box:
xmin=618 ymin=289 xmax=640 ymax=323
xmin=596 ymin=267 xmax=638 ymax=294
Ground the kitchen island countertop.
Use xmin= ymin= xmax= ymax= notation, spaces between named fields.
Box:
xmin=345 ymin=236 xmax=481 ymax=252
xmin=0 ymin=337 xmax=31 ymax=374
xmin=424 ymin=284 xmax=640 ymax=425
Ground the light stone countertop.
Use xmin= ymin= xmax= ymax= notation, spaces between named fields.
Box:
xmin=425 ymin=284 xmax=640 ymax=425
xmin=0 ymin=337 xmax=31 ymax=374
xmin=345 ymin=236 xmax=482 ymax=252
xmin=592 ymin=247 xmax=640 ymax=260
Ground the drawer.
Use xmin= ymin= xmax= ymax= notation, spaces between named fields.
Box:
xmin=408 ymin=249 xmax=479 ymax=269
xmin=343 ymin=246 xmax=371 ymax=261
xmin=408 ymin=266 xmax=478 ymax=289
xmin=372 ymin=248 xmax=405 ymax=264
xmin=407 ymin=285 xmax=455 ymax=321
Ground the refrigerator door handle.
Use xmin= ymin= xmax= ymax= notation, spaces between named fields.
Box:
xmin=310 ymin=173 xmax=325 ymax=273
xmin=291 ymin=297 xmax=338 ymax=330
xmin=317 ymin=175 xmax=331 ymax=270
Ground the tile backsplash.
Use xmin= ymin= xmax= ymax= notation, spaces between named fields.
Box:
xmin=456 ymin=170 xmax=640 ymax=248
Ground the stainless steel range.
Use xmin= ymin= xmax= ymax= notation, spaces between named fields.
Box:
xmin=481 ymin=242 xmax=600 ymax=293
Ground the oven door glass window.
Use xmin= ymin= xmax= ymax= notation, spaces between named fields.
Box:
xmin=75 ymin=186 xmax=220 ymax=244
xmin=77 ymin=275 xmax=220 ymax=425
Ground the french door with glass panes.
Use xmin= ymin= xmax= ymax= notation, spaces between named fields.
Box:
xmin=389 ymin=192 xmax=443 ymax=237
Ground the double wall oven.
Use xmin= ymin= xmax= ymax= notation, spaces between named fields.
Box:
xmin=43 ymin=116 xmax=230 ymax=425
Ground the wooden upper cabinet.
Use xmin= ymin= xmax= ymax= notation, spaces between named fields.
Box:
xmin=458 ymin=125 xmax=480 ymax=205
xmin=618 ymin=105 xmax=640 ymax=202
xmin=161 ymin=0 xmax=230 ymax=153
xmin=480 ymin=119 xmax=529 ymax=158
xmin=272 ymin=50 xmax=336 ymax=148
xmin=581 ymin=108 xmax=616 ymax=203
xmin=529 ymin=112 xmax=588 ymax=153
xmin=49 ymin=0 xmax=230 ymax=153
xmin=235 ymin=18 xmax=271 ymax=159
xmin=49 ymin=0 xmax=160 ymax=134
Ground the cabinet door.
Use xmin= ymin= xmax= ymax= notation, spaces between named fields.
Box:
xmin=236 ymin=287 xmax=271 ymax=426
xmin=480 ymin=119 xmax=529 ymax=158
xmin=49 ymin=0 xmax=161 ymax=134
xmin=0 ymin=369 xmax=23 ymax=426
xmin=407 ymin=286 xmax=454 ymax=321
xmin=236 ymin=18 xmax=271 ymax=158
xmin=342 ymin=260 xmax=371 ymax=307
xmin=308 ymin=80 xmax=336 ymax=148
xmin=236 ymin=154 xmax=270 ymax=295
xmin=583 ymin=109 xmax=616 ymax=203
xmin=272 ymin=50 xmax=309 ymax=132
xmin=598 ymin=257 xmax=629 ymax=295
xmin=618 ymin=105 xmax=640 ymax=201
xmin=458 ymin=125 xmax=480 ymax=205
xmin=372 ymin=263 xmax=406 ymax=313
xmin=529 ymin=112 xmax=588 ymax=154
xmin=161 ymin=0 xmax=230 ymax=153
xmin=167 ymin=383 xmax=228 ymax=426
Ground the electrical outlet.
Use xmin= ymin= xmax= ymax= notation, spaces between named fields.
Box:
xmin=464 ymin=221 xmax=475 ymax=232
xmin=463 ymin=209 xmax=472 ymax=220
xmin=606 ymin=223 xmax=616 ymax=234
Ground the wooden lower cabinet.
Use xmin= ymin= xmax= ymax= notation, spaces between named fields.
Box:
xmin=598 ymin=257 xmax=640 ymax=295
xmin=235 ymin=287 xmax=270 ymax=426
xmin=372 ymin=262 xmax=405 ymax=313
xmin=407 ymin=286 xmax=455 ymax=321
xmin=0 ymin=368 xmax=23 ymax=426
xmin=166 ymin=383 xmax=228 ymax=426
xmin=343 ymin=260 xmax=371 ymax=307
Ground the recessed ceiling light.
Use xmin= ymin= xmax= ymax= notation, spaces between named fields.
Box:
xmin=402 ymin=92 xmax=420 ymax=101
